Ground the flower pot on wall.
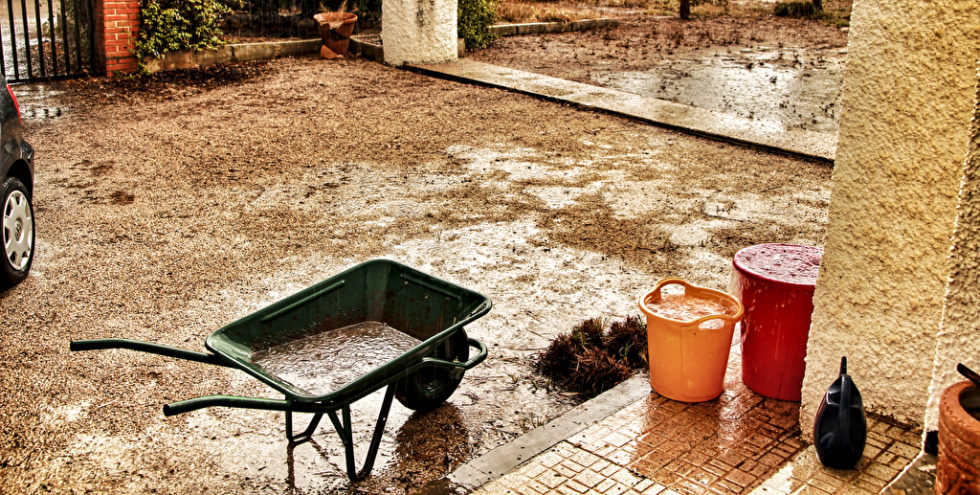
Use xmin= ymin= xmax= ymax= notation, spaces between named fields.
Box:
xmin=937 ymin=381 xmax=980 ymax=493
xmin=313 ymin=12 xmax=357 ymax=57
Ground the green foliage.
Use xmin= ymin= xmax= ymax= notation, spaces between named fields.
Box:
xmin=458 ymin=0 xmax=498 ymax=49
xmin=133 ymin=0 xmax=241 ymax=72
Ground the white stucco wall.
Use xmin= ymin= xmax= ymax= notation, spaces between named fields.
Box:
xmin=925 ymin=61 xmax=980 ymax=432
xmin=382 ymin=0 xmax=458 ymax=66
xmin=801 ymin=0 xmax=980 ymax=437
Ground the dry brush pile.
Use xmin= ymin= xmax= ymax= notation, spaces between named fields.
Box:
xmin=536 ymin=315 xmax=648 ymax=397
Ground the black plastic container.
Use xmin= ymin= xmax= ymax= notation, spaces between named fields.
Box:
xmin=813 ymin=356 xmax=867 ymax=469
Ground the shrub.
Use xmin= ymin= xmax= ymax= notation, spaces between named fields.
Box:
xmin=774 ymin=1 xmax=817 ymax=18
xmin=565 ymin=348 xmax=632 ymax=397
xmin=537 ymin=315 xmax=648 ymax=399
xmin=458 ymin=0 xmax=498 ymax=49
xmin=134 ymin=0 xmax=241 ymax=72
xmin=605 ymin=314 xmax=647 ymax=369
xmin=573 ymin=317 xmax=606 ymax=349
xmin=538 ymin=332 xmax=578 ymax=382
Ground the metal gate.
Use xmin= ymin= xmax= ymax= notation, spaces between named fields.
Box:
xmin=223 ymin=0 xmax=321 ymax=41
xmin=1 ymin=0 xmax=95 ymax=83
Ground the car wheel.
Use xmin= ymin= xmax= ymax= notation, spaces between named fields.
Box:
xmin=2 ymin=176 xmax=34 ymax=286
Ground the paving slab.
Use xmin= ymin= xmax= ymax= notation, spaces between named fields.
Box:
xmin=455 ymin=346 xmax=928 ymax=495
xmin=407 ymin=60 xmax=837 ymax=163
xmin=447 ymin=375 xmax=651 ymax=491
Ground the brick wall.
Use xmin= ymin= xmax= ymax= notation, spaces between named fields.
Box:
xmin=94 ymin=0 xmax=140 ymax=76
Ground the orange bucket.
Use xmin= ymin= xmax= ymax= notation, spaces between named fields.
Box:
xmin=638 ymin=278 xmax=744 ymax=402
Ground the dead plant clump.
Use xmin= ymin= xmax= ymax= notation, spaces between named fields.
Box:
xmin=575 ymin=316 xmax=605 ymax=348
xmin=537 ymin=315 xmax=648 ymax=398
xmin=605 ymin=314 xmax=647 ymax=368
xmin=565 ymin=348 xmax=631 ymax=397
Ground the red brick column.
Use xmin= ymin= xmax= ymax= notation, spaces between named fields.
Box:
xmin=94 ymin=0 xmax=141 ymax=76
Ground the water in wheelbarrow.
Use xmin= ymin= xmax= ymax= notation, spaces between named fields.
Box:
xmin=251 ymin=321 xmax=422 ymax=396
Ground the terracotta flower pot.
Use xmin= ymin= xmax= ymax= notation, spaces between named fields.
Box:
xmin=313 ymin=12 xmax=357 ymax=57
xmin=937 ymin=381 xmax=980 ymax=494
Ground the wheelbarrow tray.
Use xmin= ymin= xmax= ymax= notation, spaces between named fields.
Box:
xmin=207 ymin=258 xmax=490 ymax=404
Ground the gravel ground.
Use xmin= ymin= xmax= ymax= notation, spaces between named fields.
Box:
xmin=1 ymin=54 xmax=830 ymax=494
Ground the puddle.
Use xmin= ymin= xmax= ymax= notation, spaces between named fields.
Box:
xmin=252 ymin=322 xmax=422 ymax=396
xmin=171 ymin=387 xmax=476 ymax=493
xmin=590 ymin=47 xmax=844 ymax=133
xmin=669 ymin=222 xmax=727 ymax=247
xmin=12 ymin=84 xmax=69 ymax=120
xmin=704 ymin=191 xmax=828 ymax=225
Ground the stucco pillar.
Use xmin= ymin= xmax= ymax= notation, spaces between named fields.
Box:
xmin=801 ymin=0 xmax=980 ymax=438
xmin=925 ymin=61 xmax=980 ymax=432
xmin=382 ymin=0 xmax=458 ymax=66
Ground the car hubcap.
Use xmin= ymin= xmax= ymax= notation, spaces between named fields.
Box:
xmin=3 ymin=190 xmax=32 ymax=271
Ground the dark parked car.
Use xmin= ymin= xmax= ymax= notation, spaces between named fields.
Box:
xmin=1 ymin=77 xmax=34 ymax=287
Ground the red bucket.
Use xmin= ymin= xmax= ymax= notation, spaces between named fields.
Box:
xmin=731 ymin=243 xmax=822 ymax=401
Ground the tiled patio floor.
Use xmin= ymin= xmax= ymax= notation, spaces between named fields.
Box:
xmin=474 ymin=350 xmax=922 ymax=495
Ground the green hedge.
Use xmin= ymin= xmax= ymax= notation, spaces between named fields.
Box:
xmin=458 ymin=0 xmax=497 ymax=49
xmin=133 ymin=0 xmax=240 ymax=72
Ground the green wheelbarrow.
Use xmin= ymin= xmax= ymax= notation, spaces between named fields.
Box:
xmin=70 ymin=259 xmax=491 ymax=482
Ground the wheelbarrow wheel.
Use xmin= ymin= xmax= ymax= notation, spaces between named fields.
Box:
xmin=396 ymin=329 xmax=468 ymax=412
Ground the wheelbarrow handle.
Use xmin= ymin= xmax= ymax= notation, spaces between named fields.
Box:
xmin=421 ymin=337 xmax=488 ymax=370
xmin=70 ymin=338 xmax=230 ymax=367
xmin=163 ymin=395 xmax=321 ymax=416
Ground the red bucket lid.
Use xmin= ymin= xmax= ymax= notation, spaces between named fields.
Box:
xmin=733 ymin=243 xmax=823 ymax=287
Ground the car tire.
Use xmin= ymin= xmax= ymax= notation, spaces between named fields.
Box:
xmin=2 ymin=176 xmax=34 ymax=286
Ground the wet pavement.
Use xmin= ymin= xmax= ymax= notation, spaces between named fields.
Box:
xmin=13 ymin=84 xmax=68 ymax=119
xmin=589 ymin=46 xmax=845 ymax=135
xmin=410 ymin=60 xmax=836 ymax=162
xmin=469 ymin=344 xmax=924 ymax=495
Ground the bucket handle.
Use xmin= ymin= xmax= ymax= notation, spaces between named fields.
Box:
xmin=638 ymin=278 xmax=744 ymax=328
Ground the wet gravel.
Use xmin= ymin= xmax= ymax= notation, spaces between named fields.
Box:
xmin=1 ymin=54 xmax=830 ymax=493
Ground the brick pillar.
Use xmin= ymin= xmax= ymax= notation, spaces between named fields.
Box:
xmin=94 ymin=0 xmax=141 ymax=76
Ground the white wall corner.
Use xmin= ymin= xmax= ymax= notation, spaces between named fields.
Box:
xmin=800 ymin=0 xmax=980 ymax=440
xmin=382 ymin=0 xmax=458 ymax=66
xmin=924 ymin=57 xmax=980 ymax=434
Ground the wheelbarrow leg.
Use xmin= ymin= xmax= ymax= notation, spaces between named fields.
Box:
xmin=285 ymin=411 xmax=324 ymax=445
xmin=325 ymin=384 xmax=396 ymax=482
